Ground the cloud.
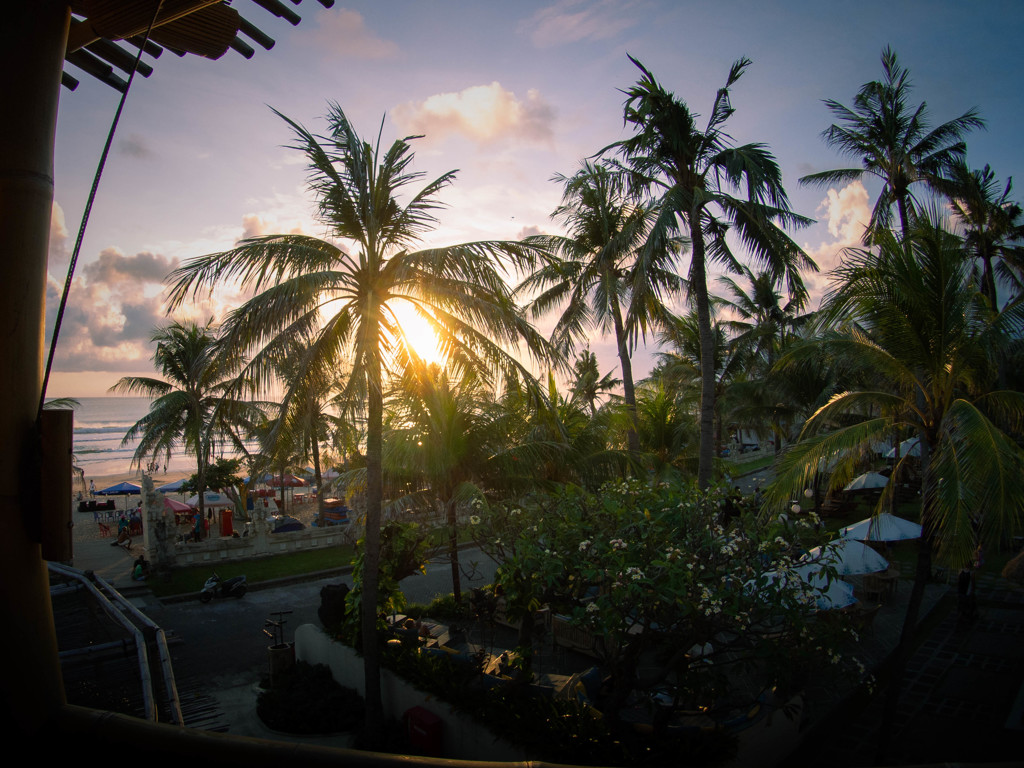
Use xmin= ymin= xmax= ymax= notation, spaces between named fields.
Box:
xmin=306 ymin=8 xmax=399 ymax=59
xmin=393 ymin=83 xmax=555 ymax=146
xmin=81 ymin=247 xmax=180 ymax=287
xmin=801 ymin=181 xmax=872 ymax=302
xmin=521 ymin=0 xmax=643 ymax=48
xmin=516 ymin=224 xmax=545 ymax=239
xmin=49 ymin=201 xmax=69 ymax=266
xmin=44 ymin=274 xmax=167 ymax=376
xmin=118 ymin=133 xmax=154 ymax=159
xmin=239 ymin=213 xmax=305 ymax=241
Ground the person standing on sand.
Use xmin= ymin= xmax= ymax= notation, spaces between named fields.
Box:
xmin=89 ymin=479 xmax=95 ymax=497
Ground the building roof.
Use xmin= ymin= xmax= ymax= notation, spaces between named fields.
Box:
xmin=62 ymin=0 xmax=333 ymax=92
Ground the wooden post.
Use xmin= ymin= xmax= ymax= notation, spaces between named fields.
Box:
xmin=0 ymin=1 xmax=72 ymax=731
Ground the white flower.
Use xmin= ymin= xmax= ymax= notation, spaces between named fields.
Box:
xmin=469 ymin=515 xmax=481 ymax=525
xmin=579 ymin=540 xmax=591 ymax=552
xmin=586 ymin=602 xmax=599 ymax=613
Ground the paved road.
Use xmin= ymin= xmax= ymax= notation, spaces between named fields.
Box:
xmin=144 ymin=547 xmax=500 ymax=686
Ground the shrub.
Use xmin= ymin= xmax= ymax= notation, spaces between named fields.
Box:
xmin=256 ymin=661 xmax=364 ymax=734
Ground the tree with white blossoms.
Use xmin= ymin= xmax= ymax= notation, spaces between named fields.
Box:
xmin=473 ymin=480 xmax=869 ymax=729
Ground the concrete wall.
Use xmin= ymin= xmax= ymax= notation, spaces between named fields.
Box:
xmin=171 ymin=521 xmax=360 ymax=568
xmin=294 ymin=624 xmax=527 ymax=762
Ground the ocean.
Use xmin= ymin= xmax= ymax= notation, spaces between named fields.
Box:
xmin=56 ymin=396 xmax=197 ymax=480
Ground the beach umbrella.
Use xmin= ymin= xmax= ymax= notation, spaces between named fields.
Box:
xmin=156 ymin=478 xmax=187 ymax=493
xmin=885 ymin=437 xmax=921 ymax=459
xmin=268 ymin=473 xmax=307 ymax=487
xmin=186 ymin=491 xmax=234 ymax=509
xmin=96 ymin=481 xmax=142 ymax=495
xmin=745 ymin=568 xmax=857 ymax=611
xmin=843 ymin=472 xmax=889 ymax=492
xmin=163 ymin=497 xmax=191 ymax=513
xmin=96 ymin=480 xmax=141 ymax=511
xmin=802 ymin=538 xmax=889 ymax=575
xmin=841 ymin=512 xmax=921 ymax=542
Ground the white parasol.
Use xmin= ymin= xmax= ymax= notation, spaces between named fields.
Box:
xmin=843 ymin=472 xmax=889 ymax=491
xmin=841 ymin=512 xmax=921 ymax=542
xmin=801 ymin=538 xmax=889 ymax=575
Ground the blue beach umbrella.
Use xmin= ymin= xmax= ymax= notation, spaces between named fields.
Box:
xmin=96 ymin=481 xmax=142 ymax=512
xmin=156 ymin=478 xmax=187 ymax=493
xmin=96 ymin=481 xmax=142 ymax=495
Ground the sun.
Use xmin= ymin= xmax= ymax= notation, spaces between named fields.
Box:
xmin=392 ymin=303 xmax=446 ymax=366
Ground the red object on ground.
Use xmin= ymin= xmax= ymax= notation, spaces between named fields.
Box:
xmin=405 ymin=706 xmax=442 ymax=756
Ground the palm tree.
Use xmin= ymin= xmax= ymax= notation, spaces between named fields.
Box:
xmin=800 ymin=46 xmax=984 ymax=242
xmin=936 ymin=161 xmax=1024 ymax=308
xmin=111 ymin=320 xmax=248 ymax=522
xmin=716 ymin=266 xmax=812 ymax=376
xmin=263 ymin=333 xmax=350 ymax=525
xmin=610 ymin=55 xmax=815 ymax=488
xmin=766 ymin=216 xmax=1024 ymax=761
xmin=653 ymin=309 xmax=748 ymax=461
xmin=569 ymin=347 xmax=621 ymax=416
xmin=517 ymin=159 xmax=684 ymax=453
xmin=384 ymin=360 xmax=503 ymax=605
xmin=164 ymin=103 xmax=552 ymax=745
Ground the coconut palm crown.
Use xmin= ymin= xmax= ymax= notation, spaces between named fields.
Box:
xmin=800 ymin=46 xmax=984 ymax=241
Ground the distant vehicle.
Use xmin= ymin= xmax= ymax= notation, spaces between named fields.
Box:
xmin=739 ymin=443 xmax=760 ymax=454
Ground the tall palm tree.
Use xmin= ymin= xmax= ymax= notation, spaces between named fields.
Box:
xmin=517 ymin=159 xmax=684 ymax=453
xmin=165 ymin=103 xmax=553 ymax=745
xmin=610 ymin=55 xmax=815 ymax=488
xmin=767 ymin=216 xmax=1024 ymax=760
xmin=111 ymin=320 xmax=248 ymax=521
xmin=936 ymin=161 xmax=1024 ymax=308
xmin=800 ymin=45 xmax=984 ymax=242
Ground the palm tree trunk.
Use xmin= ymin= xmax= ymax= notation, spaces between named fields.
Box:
xmin=690 ymin=214 xmax=716 ymax=489
xmin=361 ymin=331 xmax=385 ymax=748
xmin=311 ymin=429 xmax=325 ymax=526
xmin=446 ymin=496 xmax=462 ymax=607
xmin=876 ymin=434 xmax=933 ymax=762
xmin=609 ymin=289 xmax=639 ymax=454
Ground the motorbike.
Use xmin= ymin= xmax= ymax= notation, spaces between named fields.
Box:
xmin=199 ymin=571 xmax=248 ymax=603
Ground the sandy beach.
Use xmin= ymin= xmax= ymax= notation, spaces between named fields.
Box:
xmin=72 ymin=468 xmax=322 ymax=548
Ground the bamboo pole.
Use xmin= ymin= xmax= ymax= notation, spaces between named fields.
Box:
xmin=0 ymin=0 xmax=71 ymax=732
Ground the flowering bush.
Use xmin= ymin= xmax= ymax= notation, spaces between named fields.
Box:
xmin=474 ymin=479 xmax=867 ymax=722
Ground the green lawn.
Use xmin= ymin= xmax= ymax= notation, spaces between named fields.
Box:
xmin=148 ymin=543 xmax=356 ymax=598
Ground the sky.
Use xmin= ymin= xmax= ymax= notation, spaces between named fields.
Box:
xmin=44 ymin=0 xmax=1024 ymax=398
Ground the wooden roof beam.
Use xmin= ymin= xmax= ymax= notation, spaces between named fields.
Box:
xmin=84 ymin=38 xmax=154 ymax=77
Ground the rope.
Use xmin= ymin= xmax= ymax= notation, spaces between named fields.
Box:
xmin=38 ymin=1 xmax=166 ymax=420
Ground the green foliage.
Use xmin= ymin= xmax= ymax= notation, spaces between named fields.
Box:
xmin=344 ymin=520 xmax=430 ymax=634
xmin=377 ymin=638 xmax=735 ymax=766
xmin=474 ymin=480 xmax=862 ymax=714
xmin=256 ymin=661 xmax=364 ymax=734
xmin=179 ymin=456 xmax=243 ymax=495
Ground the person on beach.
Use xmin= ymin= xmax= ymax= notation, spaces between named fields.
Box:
xmin=111 ymin=514 xmax=131 ymax=549
xmin=89 ymin=479 xmax=95 ymax=497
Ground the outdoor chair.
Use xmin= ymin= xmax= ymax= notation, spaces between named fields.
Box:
xmin=97 ymin=522 xmax=111 ymax=538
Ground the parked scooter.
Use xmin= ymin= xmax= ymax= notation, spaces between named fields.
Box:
xmin=199 ymin=571 xmax=247 ymax=603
